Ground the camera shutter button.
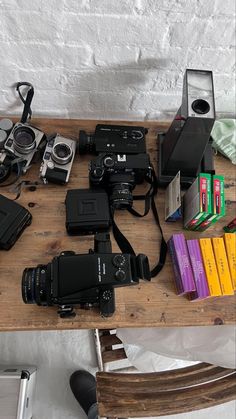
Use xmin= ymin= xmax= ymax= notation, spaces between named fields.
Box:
xmin=47 ymin=161 xmax=54 ymax=169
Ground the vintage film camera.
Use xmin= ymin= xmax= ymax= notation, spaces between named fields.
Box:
xmin=158 ymin=69 xmax=216 ymax=187
xmin=40 ymin=134 xmax=77 ymax=184
xmin=4 ymin=122 xmax=45 ymax=174
xmin=79 ymin=124 xmax=151 ymax=209
xmin=21 ymin=233 xmax=150 ymax=318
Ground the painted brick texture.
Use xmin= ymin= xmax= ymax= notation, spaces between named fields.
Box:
xmin=0 ymin=0 xmax=235 ymax=120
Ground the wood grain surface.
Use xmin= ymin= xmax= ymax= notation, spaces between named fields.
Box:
xmin=0 ymin=118 xmax=235 ymax=331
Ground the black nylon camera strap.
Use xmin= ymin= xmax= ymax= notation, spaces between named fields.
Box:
xmin=16 ymin=82 xmax=34 ymax=124
xmin=111 ymin=165 xmax=167 ymax=278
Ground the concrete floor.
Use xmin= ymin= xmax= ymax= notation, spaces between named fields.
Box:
xmin=0 ymin=330 xmax=235 ymax=419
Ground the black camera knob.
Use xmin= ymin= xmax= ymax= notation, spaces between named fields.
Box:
xmin=93 ymin=167 xmax=104 ymax=178
xmin=104 ymin=156 xmax=114 ymax=168
xmin=115 ymin=269 xmax=126 ymax=281
xmin=101 ymin=289 xmax=113 ymax=301
xmin=112 ymin=254 xmax=126 ymax=268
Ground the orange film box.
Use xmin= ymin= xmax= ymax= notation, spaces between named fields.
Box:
xmin=224 ymin=233 xmax=236 ymax=290
xmin=212 ymin=237 xmax=234 ymax=295
xmin=199 ymin=238 xmax=222 ymax=296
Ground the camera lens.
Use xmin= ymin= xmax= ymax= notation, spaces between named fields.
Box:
xmin=52 ymin=143 xmax=72 ymax=165
xmin=13 ymin=126 xmax=36 ymax=154
xmin=79 ymin=131 xmax=95 ymax=155
xmin=0 ymin=163 xmax=10 ymax=183
xmin=22 ymin=266 xmax=49 ymax=306
xmin=110 ymin=183 xmax=133 ymax=210
xmin=192 ymin=99 xmax=210 ymax=114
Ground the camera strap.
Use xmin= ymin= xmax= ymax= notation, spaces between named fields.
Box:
xmin=111 ymin=165 xmax=167 ymax=278
xmin=16 ymin=82 xmax=34 ymax=124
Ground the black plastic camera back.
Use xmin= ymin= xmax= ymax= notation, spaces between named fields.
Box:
xmin=65 ymin=189 xmax=111 ymax=235
xmin=21 ymin=233 xmax=151 ymax=318
xmin=0 ymin=194 xmax=32 ymax=250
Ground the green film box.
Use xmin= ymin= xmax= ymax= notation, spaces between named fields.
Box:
xmin=183 ymin=173 xmax=212 ymax=230
xmin=196 ymin=174 xmax=225 ymax=231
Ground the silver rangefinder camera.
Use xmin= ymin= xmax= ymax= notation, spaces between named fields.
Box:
xmin=4 ymin=122 xmax=45 ymax=173
xmin=40 ymin=134 xmax=76 ymax=184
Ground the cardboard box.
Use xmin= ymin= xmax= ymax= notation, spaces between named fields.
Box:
xmin=183 ymin=173 xmax=212 ymax=230
xmin=187 ymin=239 xmax=210 ymax=300
xmin=168 ymin=234 xmax=195 ymax=294
xmin=199 ymin=238 xmax=222 ymax=296
xmin=224 ymin=233 xmax=236 ymax=290
xmin=212 ymin=237 xmax=234 ymax=295
xmin=196 ymin=175 xmax=225 ymax=231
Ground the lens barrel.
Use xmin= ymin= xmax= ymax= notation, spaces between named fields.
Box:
xmin=52 ymin=142 xmax=72 ymax=165
xmin=78 ymin=131 xmax=95 ymax=154
xmin=110 ymin=183 xmax=133 ymax=209
xmin=22 ymin=265 xmax=50 ymax=306
xmin=13 ymin=126 xmax=36 ymax=154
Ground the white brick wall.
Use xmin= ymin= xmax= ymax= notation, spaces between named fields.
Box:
xmin=0 ymin=0 xmax=235 ymax=120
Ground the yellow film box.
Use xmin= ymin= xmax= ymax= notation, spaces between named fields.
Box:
xmin=224 ymin=233 xmax=236 ymax=290
xmin=212 ymin=237 xmax=234 ymax=295
xmin=199 ymin=238 xmax=222 ymax=296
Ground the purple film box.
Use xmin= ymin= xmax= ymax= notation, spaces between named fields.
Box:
xmin=187 ymin=239 xmax=210 ymax=300
xmin=168 ymin=234 xmax=196 ymax=294
xmin=168 ymin=239 xmax=184 ymax=295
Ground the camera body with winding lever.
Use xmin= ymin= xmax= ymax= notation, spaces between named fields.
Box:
xmin=40 ymin=134 xmax=77 ymax=184
xmin=21 ymin=233 xmax=150 ymax=318
xmin=79 ymin=124 xmax=151 ymax=209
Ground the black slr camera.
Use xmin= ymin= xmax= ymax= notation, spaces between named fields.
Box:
xmin=79 ymin=125 xmax=151 ymax=209
xmin=21 ymin=233 xmax=150 ymax=318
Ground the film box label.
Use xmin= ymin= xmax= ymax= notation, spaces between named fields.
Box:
xmin=212 ymin=237 xmax=234 ymax=295
xmin=168 ymin=234 xmax=195 ymax=294
xmin=184 ymin=173 xmax=212 ymax=230
xmin=187 ymin=239 xmax=209 ymax=300
xmin=199 ymin=238 xmax=222 ymax=296
xmin=196 ymin=175 xmax=225 ymax=231
xmin=224 ymin=233 xmax=236 ymax=290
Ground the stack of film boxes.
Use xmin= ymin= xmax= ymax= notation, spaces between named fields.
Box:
xmin=183 ymin=173 xmax=225 ymax=231
xmin=168 ymin=233 xmax=236 ymax=300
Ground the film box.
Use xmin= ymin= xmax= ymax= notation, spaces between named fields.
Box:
xmin=168 ymin=234 xmax=195 ymax=294
xmin=196 ymin=175 xmax=225 ymax=231
xmin=224 ymin=233 xmax=236 ymax=290
xmin=183 ymin=173 xmax=212 ymax=230
xmin=199 ymin=238 xmax=222 ymax=296
xmin=187 ymin=239 xmax=210 ymax=300
xmin=212 ymin=237 xmax=234 ymax=295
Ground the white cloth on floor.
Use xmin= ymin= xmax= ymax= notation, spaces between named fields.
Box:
xmin=117 ymin=326 xmax=236 ymax=370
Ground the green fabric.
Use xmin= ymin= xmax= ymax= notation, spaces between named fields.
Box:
xmin=211 ymin=119 xmax=236 ymax=164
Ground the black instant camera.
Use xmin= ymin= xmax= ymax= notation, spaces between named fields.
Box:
xmin=21 ymin=233 xmax=150 ymax=318
xmin=158 ymin=69 xmax=216 ymax=187
xmin=79 ymin=124 xmax=151 ymax=209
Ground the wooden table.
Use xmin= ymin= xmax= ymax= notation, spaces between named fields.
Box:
xmin=0 ymin=118 xmax=235 ymax=331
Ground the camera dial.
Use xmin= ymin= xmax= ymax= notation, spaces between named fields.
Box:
xmin=103 ymin=156 xmax=115 ymax=168
xmin=13 ymin=125 xmax=36 ymax=155
xmin=52 ymin=142 xmax=73 ymax=165
xmin=112 ymin=254 xmax=126 ymax=268
xmin=115 ymin=269 xmax=126 ymax=281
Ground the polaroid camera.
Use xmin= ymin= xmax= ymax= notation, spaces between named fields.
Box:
xmin=158 ymin=69 xmax=216 ymax=187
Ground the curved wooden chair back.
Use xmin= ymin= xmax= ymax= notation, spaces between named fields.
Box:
xmin=94 ymin=329 xmax=236 ymax=419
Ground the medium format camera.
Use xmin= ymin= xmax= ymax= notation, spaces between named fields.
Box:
xmin=21 ymin=233 xmax=150 ymax=318
xmin=4 ymin=122 xmax=45 ymax=173
xmin=40 ymin=134 xmax=77 ymax=184
xmin=89 ymin=152 xmax=151 ymax=209
xmin=79 ymin=124 xmax=147 ymax=155
xmin=79 ymin=124 xmax=151 ymax=209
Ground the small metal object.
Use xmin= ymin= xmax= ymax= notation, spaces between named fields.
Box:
xmin=0 ymin=130 xmax=7 ymax=148
xmin=0 ymin=118 xmax=13 ymax=134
